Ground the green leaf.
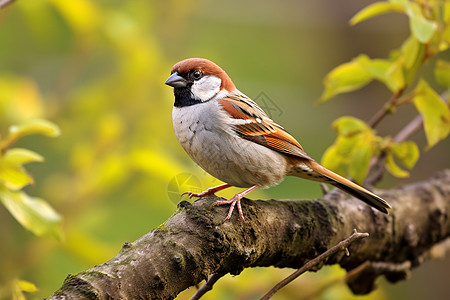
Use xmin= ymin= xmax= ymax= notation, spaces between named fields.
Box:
xmin=319 ymin=60 xmax=372 ymax=102
xmin=413 ymin=80 xmax=450 ymax=148
xmin=357 ymin=55 xmax=405 ymax=92
xmin=332 ymin=116 xmax=370 ymax=137
xmin=2 ymin=148 xmax=44 ymax=165
xmin=401 ymin=36 xmax=421 ymax=69
xmin=400 ymin=35 xmax=425 ymax=84
xmin=0 ymin=188 xmax=63 ymax=239
xmin=321 ymin=138 xmax=350 ymax=176
xmin=386 ymin=57 xmax=405 ymax=92
xmin=390 ymin=141 xmax=420 ymax=169
xmin=7 ymin=119 xmax=60 ymax=144
xmin=322 ymin=117 xmax=375 ymax=183
xmin=409 ymin=16 xmax=437 ymax=43
xmin=405 ymin=2 xmax=438 ymax=43
xmin=350 ymin=2 xmax=405 ymax=25
xmin=385 ymin=151 xmax=410 ymax=177
xmin=434 ymin=60 xmax=450 ymax=88
xmin=357 ymin=55 xmax=390 ymax=80
xmin=348 ymin=133 xmax=373 ymax=184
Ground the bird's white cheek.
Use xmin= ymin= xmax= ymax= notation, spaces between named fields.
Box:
xmin=191 ymin=75 xmax=221 ymax=101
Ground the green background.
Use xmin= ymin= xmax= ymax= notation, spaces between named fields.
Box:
xmin=0 ymin=0 xmax=449 ymax=299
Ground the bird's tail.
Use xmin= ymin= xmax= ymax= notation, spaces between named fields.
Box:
xmin=293 ymin=160 xmax=392 ymax=214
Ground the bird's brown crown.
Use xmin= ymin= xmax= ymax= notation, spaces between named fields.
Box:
xmin=170 ymin=58 xmax=236 ymax=92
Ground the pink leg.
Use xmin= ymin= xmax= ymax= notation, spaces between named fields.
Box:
xmin=211 ymin=185 xmax=259 ymax=221
xmin=182 ymin=183 xmax=232 ymax=199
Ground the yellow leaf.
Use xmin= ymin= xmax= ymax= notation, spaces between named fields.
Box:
xmin=348 ymin=133 xmax=373 ymax=184
xmin=319 ymin=60 xmax=372 ymax=102
xmin=2 ymin=148 xmax=44 ymax=165
xmin=321 ymin=142 xmax=348 ymax=176
xmin=434 ymin=60 xmax=450 ymax=88
xmin=12 ymin=286 xmax=25 ymax=300
xmin=385 ymin=152 xmax=410 ymax=178
xmin=390 ymin=141 xmax=420 ymax=169
xmin=350 ymin=2 xmax=405 ymax=25
xmin=405 ymin=2 xmax=438 ymax=43
xmin=401 ymin=36 xmax=422 ymax=70
xmin=322 ymin=118 xmax=375 ymax=183
xmin=413 ymin=80 xmax=450 ymax=148
xmin=400 ymin=35 xmax=425 ymax=84
xmin=7 ymin=119 xmax=60 ymax=146
xmin=0 ymin=164 xmax=34 ymax=190
xmin=332 ymin=116 xmax=370 ymax=137
xmin=357 ymin=55 xmax=405 ymax=93
xmin=386 ymin=57 xmax=405 ymax=92
xmin=350 ymin=2 xmax=405 ymax=26
xmin=16 ymin=279 xmax=38 ymax=293
xmin=0 ymin=188 xmax=63 ymax=239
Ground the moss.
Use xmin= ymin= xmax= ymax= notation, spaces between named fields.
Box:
xmin=155 ymin=223 xmax=168 ymax=232
xmin=52 ymin=273 xmax=97 ymax=298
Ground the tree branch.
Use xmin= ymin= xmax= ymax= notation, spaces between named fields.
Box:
xmin=368 ymin=88 xmax=405 ymax=128
xmin=48 ymin=170 xmax=450 ymax=299
xmin=189 ymin=273 xmax=224 ymax=300
xmin=260 ymin=230 xmax=369 ymax=300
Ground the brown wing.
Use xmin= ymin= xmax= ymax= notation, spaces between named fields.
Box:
xmin=219 ymin=95 xmax=312 ymax=160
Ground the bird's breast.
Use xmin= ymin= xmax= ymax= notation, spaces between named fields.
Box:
xmin=172 ymin=101 xmax=289 ymax=188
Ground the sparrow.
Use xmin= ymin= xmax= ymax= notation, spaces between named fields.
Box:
xmin=165 ymin=58 xmax=391 ymax=221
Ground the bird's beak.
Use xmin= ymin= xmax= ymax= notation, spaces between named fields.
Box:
xmin=165 ymin=72 xmax=187 ymax=88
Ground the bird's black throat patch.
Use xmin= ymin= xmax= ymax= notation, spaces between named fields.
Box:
xmin=173 ymin=87 xmax=203 ymax=107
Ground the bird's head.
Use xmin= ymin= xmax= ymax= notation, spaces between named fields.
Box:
xmin=165 ymin=58 xmax=236 ymax=107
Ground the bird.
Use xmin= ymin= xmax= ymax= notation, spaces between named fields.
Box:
xmin=165 ymin=58 xmax=391 ymax=221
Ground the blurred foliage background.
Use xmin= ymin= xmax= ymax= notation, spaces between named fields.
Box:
xmin=0 ymin=0 xmax=449 ymax=299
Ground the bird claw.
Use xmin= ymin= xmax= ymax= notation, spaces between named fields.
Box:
xmin=181 ymin=191 xmax=200 ymax=199
xmin=211 ymin=195 xmax=245 ymax=222
xmin=181 ymin=189 xmax=214 ymax=199
xmin=181 ymin=183 xmax=232 ymax=199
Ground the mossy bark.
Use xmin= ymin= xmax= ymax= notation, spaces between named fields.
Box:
xmin=49 ymin=170 xmax=450 ymax=299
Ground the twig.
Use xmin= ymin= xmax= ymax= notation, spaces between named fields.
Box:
xmin=189 ymin=273 xmax=224 ymax=300
xmin=365 ymin=114 xmax=423 ymax=185
xmin=298 ymin=261 xmax=371 ymax=300
xmin=368 ymin=89 xmax=405 ymax=128
xmin=393 ymin=114 xmax=423 ymax=143
xmin=260 ymin=230 xmax=369 ymax=300
xmin=366 ymin=92 xmax=447 ymax=186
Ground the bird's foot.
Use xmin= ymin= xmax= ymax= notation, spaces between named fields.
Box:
xmin=182 ymin=183 xmax=231 ymax=199
xmin=210 ymin=185 xmax=259 ymax=222
xmin=211 ymin=194 xmax=245 ymax=221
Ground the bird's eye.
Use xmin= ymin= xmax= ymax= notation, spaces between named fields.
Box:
xmin=191 ymin=70 xmax=203 ymax=80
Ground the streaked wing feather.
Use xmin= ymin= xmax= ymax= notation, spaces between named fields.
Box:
xmin=219 ymin=96 xmax=312 ymax=160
